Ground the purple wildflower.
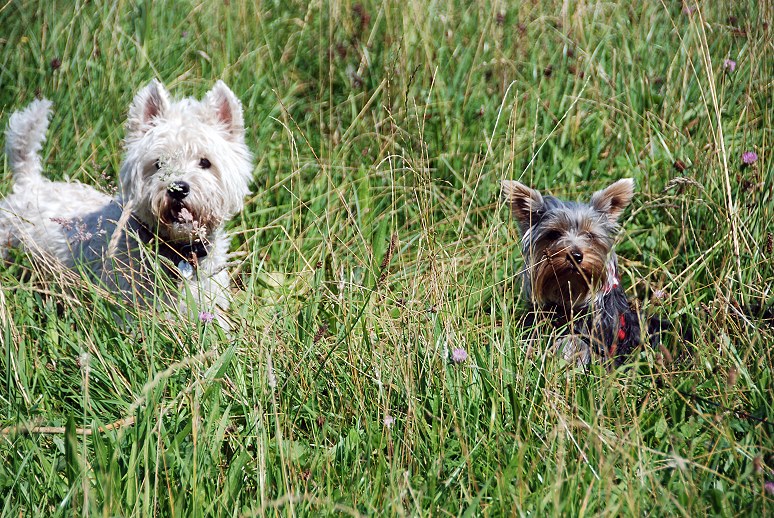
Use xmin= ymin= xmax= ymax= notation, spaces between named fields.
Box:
xmin=383 ymin=414 xmax=395 ymax=428
xmin=723 ymin=59 xmax=736 ymax=72
xmin=741 ymin=151 xmax=758 ymax=165
xmin=451 ymin=347 xmax=468 ymax=363
xmin=50 ymin=217 xmax=74 ymax=231
xmin=199 ymin=311 xmax=215 ymax=324
xmin=72 ymin=222 xmax=94 ymax=242
xmin=653 ymin=289 xmax=666 ymax=300
xmin=50 ymin=217 xmax=103 ymax=241
xmin=765 ymin=481 xmax=774 ymax=496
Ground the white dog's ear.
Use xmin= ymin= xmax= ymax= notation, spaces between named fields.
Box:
xmin=205 ymin=80 xmax=245 ymax=140
xmin=127 ymin=79 xmax=170 ymax=137
xmin=590 ymin=178 xmax=635 ymax=223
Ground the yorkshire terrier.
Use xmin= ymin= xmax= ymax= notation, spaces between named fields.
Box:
xmin=502 ymin=178 xmax=660 ymax=365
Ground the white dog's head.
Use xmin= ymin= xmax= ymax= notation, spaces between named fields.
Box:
xmin=120 ymin=80 xmax=253 ymax=244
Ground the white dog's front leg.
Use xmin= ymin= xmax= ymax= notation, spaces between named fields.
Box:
xmin=179 ymin=268 xmax=232 ymax=331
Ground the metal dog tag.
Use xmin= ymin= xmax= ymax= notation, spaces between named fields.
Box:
xmin=178 ymin=260 xmax=194 ymax=279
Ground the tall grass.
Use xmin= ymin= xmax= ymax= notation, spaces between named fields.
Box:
xmin=0 ymin=0 xmax=771 ymax=515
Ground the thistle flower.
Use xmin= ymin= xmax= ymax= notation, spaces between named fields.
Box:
xmin=651 ymin=289 xmax=667 ymax=306
xmin=383 ymin=414 xmax=395 ymax=428
xmin=741 ymin=151 xmax=758 ymax=165
xmin=451 ymin=347 xmax=468 ymax=363
xmin=723 ymin=59 xmax=737 ymax=72
xmin=199 ymin=311 xmax=215 ymax=324
xmin=765 ymin=481 xmax=774 ymax=496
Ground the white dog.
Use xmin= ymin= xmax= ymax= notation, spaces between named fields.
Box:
xmin=1 ymin=80 xmax=253 ymax=326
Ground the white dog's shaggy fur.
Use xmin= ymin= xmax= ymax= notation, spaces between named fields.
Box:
xmin=1 ymin=80 xmax=253 ymax=326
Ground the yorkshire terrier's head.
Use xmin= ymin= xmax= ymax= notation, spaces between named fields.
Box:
xmin=502 ymin=179 xmax=634 ymax=314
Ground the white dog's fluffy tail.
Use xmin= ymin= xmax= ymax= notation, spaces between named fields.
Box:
xmin=5 ymin=99 xmax=53 ymax=183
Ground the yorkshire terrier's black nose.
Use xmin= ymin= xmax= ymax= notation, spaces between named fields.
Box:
xmin=167 ymin=181 xmax=190 ymax=200
xmin=569 ymin=250 xmax=584 ymax=264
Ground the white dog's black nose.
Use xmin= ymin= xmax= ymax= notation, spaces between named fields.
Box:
xmin=167 ymin=181 xmax=190 ymax=200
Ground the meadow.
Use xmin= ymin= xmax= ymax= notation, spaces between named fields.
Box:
xmin=0 ymin=0 xmax=772 ymax=515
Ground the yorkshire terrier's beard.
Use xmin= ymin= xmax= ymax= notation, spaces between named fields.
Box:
xmin=529 ymin=243 xmax=609 ymax=312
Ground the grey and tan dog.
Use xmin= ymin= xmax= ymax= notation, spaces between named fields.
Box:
xmin=502 ymin=179 xmax=660 ymax=365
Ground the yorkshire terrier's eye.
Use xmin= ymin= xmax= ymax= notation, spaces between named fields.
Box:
xmin=585 ymin=231 xmax=598 ymax=241
xmin=199 ymin=158 xmax=212 ymax=169
xmin=154 ymin=159 xmax=161 ymax=170
xmin=543 ymin=230 xmax=562 ymax=242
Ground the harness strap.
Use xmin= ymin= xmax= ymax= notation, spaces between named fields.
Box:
xmin=618 ymin=314 xmax=626 ymax=341
xmin=134 ymin=216 xmax=209 ymax=272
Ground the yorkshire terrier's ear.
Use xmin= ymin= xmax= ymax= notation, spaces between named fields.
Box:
xmin=501 ymin=180 xmax=545 ymax=229
xmin=590 ymin=178 xmax=635 ymax=223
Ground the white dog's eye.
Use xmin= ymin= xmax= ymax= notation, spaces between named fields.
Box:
xmin=154 ymin=159 xmax=161 ymax=170
xmin=199 ymin=158 xmax=211 ymax=169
